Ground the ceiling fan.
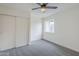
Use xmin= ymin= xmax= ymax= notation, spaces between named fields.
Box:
xmin=32 ymin=3 xmax=58 ymax=12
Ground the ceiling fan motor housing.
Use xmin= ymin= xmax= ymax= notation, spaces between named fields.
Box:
xmin=41 ymin=3 xmax=47 ymax=8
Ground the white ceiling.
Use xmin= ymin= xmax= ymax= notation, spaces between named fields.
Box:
xmin=31 ymin=3 xmax=79 ymax=17
xmin=0 ymin=3 xmax=79 ymax=17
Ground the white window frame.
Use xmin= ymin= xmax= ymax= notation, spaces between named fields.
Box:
xmin=44 ymin=19 xmax=54 ymax=33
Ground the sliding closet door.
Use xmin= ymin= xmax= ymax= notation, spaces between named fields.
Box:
xmin=0 ymin=15 xmax=3 ymax=50
xmin=0 ymin=15 xmax=15 ymax=50
xmin=16 ymin=17 xmax=28 ymax=47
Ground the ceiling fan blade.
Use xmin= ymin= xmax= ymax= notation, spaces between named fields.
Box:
xmin=46 ymin=6 xmax=58 ymax=9
xmin=44 ymin=3 xmax=48 ymax=6
xmin=37 ymin=3 xmax=48 ymax=6
xmin=37 ymin=3 xmax=41 ymax=6
xmin=32 ymin=7 xmax=41 ymax=10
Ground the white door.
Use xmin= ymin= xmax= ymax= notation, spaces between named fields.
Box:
xmin=15 ymin=17 xmax=28 ymax=47
xmin=30 ymin=14 xmax=42 ymax=42
xmin=0 ymin=15 xmax=15 ymax=50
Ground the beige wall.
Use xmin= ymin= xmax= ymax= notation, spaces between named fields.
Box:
xmin=0 ymin=5 xmax=30 ymax=18
xmin=43 ymin=6 xmax=79 ymax=52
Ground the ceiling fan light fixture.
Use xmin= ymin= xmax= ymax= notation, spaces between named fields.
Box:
xmin=32 ymin=3 xmax=58 ymax=13
xmin=41 ymin=7 xmax=46 ymax=12
xmin=40 ymin=3 xmax=43 ymax=5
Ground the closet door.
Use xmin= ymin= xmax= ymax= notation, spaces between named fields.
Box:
xmin=16 ymin=17 xmax=28 ymax=47
xmin=0 ymin=15 xmax=15 ymax=51
xmin=0 ymin=15 xmax=3 ymax=50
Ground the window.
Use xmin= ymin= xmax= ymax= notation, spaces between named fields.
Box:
xmin=44 ymin=19 xmax=54 ymax=33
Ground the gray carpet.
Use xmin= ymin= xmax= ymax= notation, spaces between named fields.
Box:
xmin=0 ymin=40 xmax=79 ymax=56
